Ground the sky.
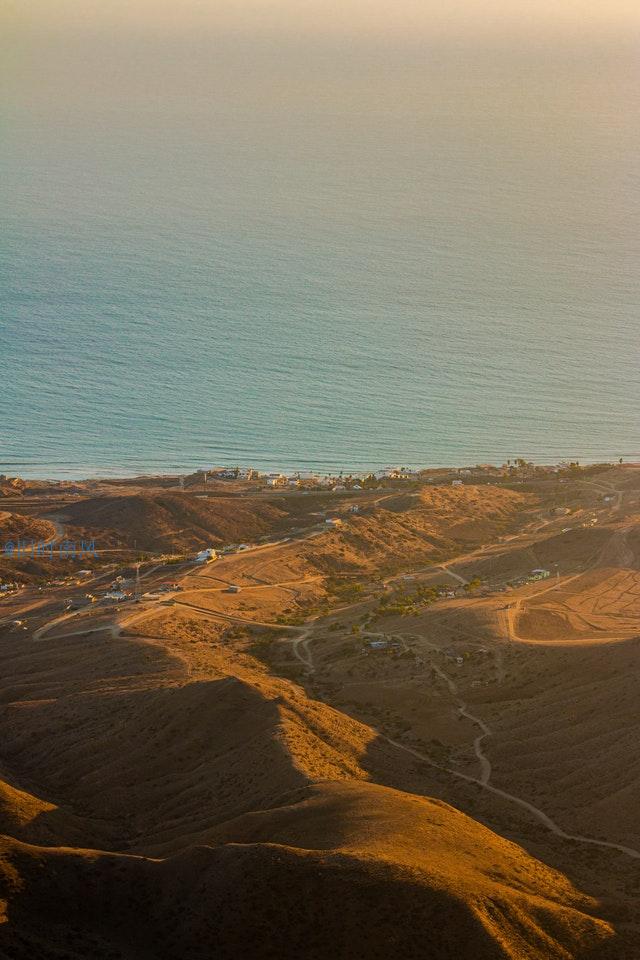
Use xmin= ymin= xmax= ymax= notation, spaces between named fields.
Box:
xmin=8 ymin=0 xmax=640 ymax=41
xmin=5 ymin=0 xmax=638 ymax=107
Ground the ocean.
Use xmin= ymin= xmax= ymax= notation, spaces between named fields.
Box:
xmin=2 ymin=37 xmax=639 ymax=479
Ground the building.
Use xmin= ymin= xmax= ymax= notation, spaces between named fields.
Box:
xmin=195 ymin=548 xmax=218 ymax=564
xmin=211 ymin=469 xmax=237 ymax=480
xmin=367 ymin=640 xmax=390 ymax=651
xmin=325 ymin=518 xmax=343 ymax=527
xmin=365 ymin=638 xmax=402 ymax=652
xmin=266 ymin=474 xmax=288 ymax=488
xmin=452 ymin=479 xmax=463 ymax=487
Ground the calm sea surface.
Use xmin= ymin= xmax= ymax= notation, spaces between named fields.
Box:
xmin=2 ymin=41 xmax=639 ymax=479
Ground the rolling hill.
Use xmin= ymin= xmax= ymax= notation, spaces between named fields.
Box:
xmin=0 ymin=781 xmax=613 ymax=960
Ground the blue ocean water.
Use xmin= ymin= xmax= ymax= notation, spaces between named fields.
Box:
xmin=2 ymin=41 xmax=639 ymax=479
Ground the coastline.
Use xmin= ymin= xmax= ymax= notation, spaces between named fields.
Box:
xmin=0 ymin=455 xmax=628 ymax=484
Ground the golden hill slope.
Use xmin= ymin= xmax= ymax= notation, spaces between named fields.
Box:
xmin=303 ymin=484 xmax=534 ymax=575
xmin=0 ymin=780 xmax=614 ymax=960
xmin=57 ymin=493 xmax=289 ymax=550
xmin=0 ymin=512 xmax=55 ymax=545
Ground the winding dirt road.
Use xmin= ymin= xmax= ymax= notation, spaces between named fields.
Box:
xmin=22 ymin=476 xmax=640 ymax=862
xmin=293 ymin=623 xmax=640 ymax=860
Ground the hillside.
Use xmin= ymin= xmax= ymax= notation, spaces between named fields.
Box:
xmin=303 ymin=484 xmax=534 ymax=575
xmin=0 ymin=781 xmax=613 ymax=960
xmin=0 ymin=599 xmax=622 ymax=959
xmin=0 ymin=621 xmax=381 ymax=853
xmin=0 ymin=512 xmax=55 ymax=545
xmin=57 ymin=493 xmax=290 ymax=550
xmin=2 ymin=468 xmax=639 ymax=957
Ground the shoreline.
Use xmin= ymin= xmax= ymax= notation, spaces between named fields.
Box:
xmin=1 ymin=456 xmax=629 ymax=485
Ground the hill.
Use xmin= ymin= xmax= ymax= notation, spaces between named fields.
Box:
xmin=58 ymin=493 xmax=290 ymax=550
xmin=0 ymin=781 xmax=613 ymax=960
xmin=0 ymin=512 xmax=55 ymax=545
xmin=302 ymin=484 xmax=534 ymax=575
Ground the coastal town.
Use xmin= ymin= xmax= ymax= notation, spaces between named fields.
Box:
xmin=181 ymin=458 xmax=588 ymax=491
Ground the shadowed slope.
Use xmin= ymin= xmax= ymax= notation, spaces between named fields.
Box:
xmin=0 ymin=781 xmax=613 ymax=960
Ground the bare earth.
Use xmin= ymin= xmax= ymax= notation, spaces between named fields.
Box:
xmin=1 ymin=466 xmax=640 ymax=958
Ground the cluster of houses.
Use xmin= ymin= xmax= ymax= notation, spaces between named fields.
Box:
xmin=265 ymin=466 xmax=420 ymax=489
xmin=507 ymin=568 xmax=552 ymax=589
xmin=197 ymin=468 xmax=260 ymax=482
xmin=189 ymin=461 xmax=600 ymax=494
xmin=192 ymin=465 xmax=422 ymax=493
xmin=192 ymin=462 xmax=588 ymax=492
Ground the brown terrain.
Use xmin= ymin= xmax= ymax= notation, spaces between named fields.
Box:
xmin=1 ymin=465 xmax=639 ymax=958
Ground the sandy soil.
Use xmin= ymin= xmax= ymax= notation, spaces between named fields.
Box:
xmin=1 ymin=469 xmax=640 ymax=957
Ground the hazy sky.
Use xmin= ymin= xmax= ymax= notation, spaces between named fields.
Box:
xmin=9 ymin=0 xmax=640 ymax=41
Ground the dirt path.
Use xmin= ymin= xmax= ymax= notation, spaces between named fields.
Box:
xmin=36 ymin=580 xmax=640 ymax=862
xmin=397 ymin=634 xmax=492 ymax=785
xmin=299 ymin=625 xmax=640 ymax=861
xmin=40 ymin=515 xmax=66 ymax=544
xmin=25 ymin=479 xmax=640 ymax=861
xmin=438 ymin=565 xmax=469 ymax=586
xmin=505 ymin=503 xmax=634 ymax=646
xmin=291 ymin=628 xmax=314 ymax=669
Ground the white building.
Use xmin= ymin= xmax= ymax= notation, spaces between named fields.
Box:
xmin=195 ymin=548 xmax=218 ymax=563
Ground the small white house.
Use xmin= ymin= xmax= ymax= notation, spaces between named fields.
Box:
xmin=452 ymin=479 xmax=463 ymax=487
xmin=195 ymin=548 xmax=218 ymax=564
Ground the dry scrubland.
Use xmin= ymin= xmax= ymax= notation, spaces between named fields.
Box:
xmin=1 ymin=469 xmax=640 ymax=957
